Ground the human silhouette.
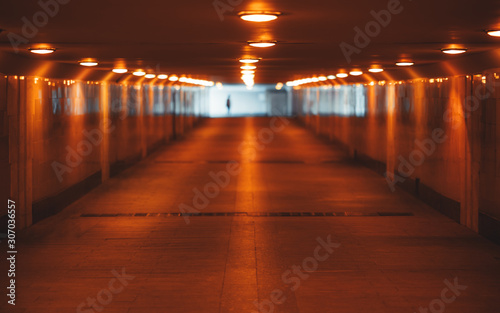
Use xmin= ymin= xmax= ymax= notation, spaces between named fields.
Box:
xmin=226 ymin=96 xmax=231 ymax=115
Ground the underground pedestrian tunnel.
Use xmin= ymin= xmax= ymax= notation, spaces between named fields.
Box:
xmin=0 ymin=0 xmax=500 ymax=312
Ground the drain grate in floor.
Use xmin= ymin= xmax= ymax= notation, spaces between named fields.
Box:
xmin=256 ymin=160 xmax=305 ymax=164
xmin=80 ymin=212 xmax=414 ymax=218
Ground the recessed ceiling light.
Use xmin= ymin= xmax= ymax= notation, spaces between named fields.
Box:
xmin=350 ymin=70 xmax=363 ymax=76
xmin=441 ymin=48 xmax=467 ymax=55
xmin=29 ymin=47 xmax=56 ymax=54
xmin=318 ymin=76 xmax=327 ymax=81
xmin=248 ymin=41 xmax=277 ymax=48
xmin=157 ymin=74 xmax=168 ymax=80
xmin=368 ymin=68 xmax=384 ymax=73
xmin=336 ymin=73 xmax=349 ymax=78
xmin=169 ymin=75 xmax=179 ymax=82
xmin=112 ymin=68 xmax=128 ymax=74
xmin=327 ymin=75 xmax=336 ymax=80
xmin=239 ymin=12 xmax=280 ymax=22
xmin=396 ymin=62 xmax=414 ymax=67
xmin=239 ymin=58 xmax=260 ymax=63
xmin=486 ymin=30 xmax=500 ymax=37
xmin=80 ymin=60 xmax=98 ymax=67
xmin=133 ymin=70 xmax=146 ymax=76
xmin=241 ymin=70 xmax=255 ymax=74
xmin=241 ymin=65 xmax=257 ymax=70
xmin=145 ymin=74 xmax=156 ymax=79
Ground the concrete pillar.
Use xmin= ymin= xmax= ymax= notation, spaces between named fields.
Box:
xmin=315 ymin=88 xmax=320 ymax=135
xmin=497 ymin=83 xmax=500 ymax=177
xmin=138 ymin=84 xmax=147 ymax=159
xmin=8 ymin=76 xmax=32 ymax=229
xmin=100 ymin=82 xmax=110 ymax=182
xmin=386 ymin=84 xmax=396 ymax=177
xmin=460 ymin=76 xmax=480 ymax=231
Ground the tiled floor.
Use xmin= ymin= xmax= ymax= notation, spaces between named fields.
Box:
xmin=1 ymin=117 xmax=500 ymax=313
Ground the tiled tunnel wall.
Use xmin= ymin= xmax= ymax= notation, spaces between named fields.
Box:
xmin=295 ymin=72 xmax=500 ymax=244
xmin=1 ymin=75 xmax=208 ymax=229
xmin=0 ymin=77 xmax=8 ymax=210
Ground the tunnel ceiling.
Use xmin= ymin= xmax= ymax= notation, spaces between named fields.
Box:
xmin=0 ymin=0 xmax=499 ymax=84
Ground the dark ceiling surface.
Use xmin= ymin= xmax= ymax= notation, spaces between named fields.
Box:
xmin=0 ymin=0 xmax=499 ymax=83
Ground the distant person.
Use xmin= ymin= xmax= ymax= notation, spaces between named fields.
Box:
xmin=226 ymin=96 xmax=231 ymax=115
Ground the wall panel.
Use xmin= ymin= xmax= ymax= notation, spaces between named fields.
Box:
xmin=2 ymin=75 xmax=207 ymax=228
xmin=296 ymin=72 xmax=500 ymax=241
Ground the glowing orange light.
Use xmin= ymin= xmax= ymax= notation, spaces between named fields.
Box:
xmin=239 ymin=12 xmax=280 ymax=22
xmin=239 ymin=58 xmax=260 ymax=63
xmin=248 ymin=41 xmax=276 ymax=48
xmin=486 ymin=30 xmax=500 ymax=37
xmin=29 ymin=48 xmax=56 ymax=54
xmin=112 ymin=68 xmax=128 ymax=74
xmin=441 ymin=48 xmax=467 ymax=55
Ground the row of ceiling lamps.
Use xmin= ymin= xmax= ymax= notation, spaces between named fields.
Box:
xmin=27 ymin=16 xmax=500 ymax=87
xmin=285 ymin=57 xmax=461 ymax=87
xmin=285 ymin=51 xmax=484 ymax=86
xmin=237 ymin=12 xmax=500 ymax=87
xmin=286 ymin=65 xmax=387 ymax=86
xmin=237 ymin=12 xmax=283 ymax=87
xmin=284 ymin=40 xmax=499 ymax=86
xmin=25 ymin=49 xmax=214 ymax=87
xmin=240 ymin=12 xmax=280 ymax=49
xmin=239 ymin=58 xmax=260 ymax=88
xmin=234 ymin=13 xmax=500 ymax=53
xmin=237 ymin=12 xmax=500 ymax=39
